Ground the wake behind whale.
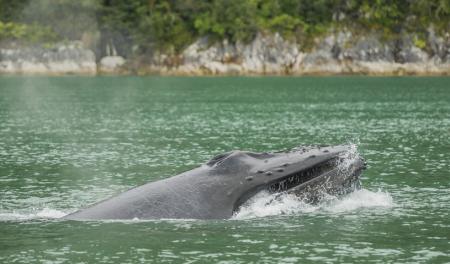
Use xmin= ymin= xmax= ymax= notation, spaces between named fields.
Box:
xmin=64 ymin=144 xmax=366 ymax=220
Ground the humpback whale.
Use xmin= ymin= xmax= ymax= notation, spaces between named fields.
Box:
xmin=64 ymin=145 xmax=366 ymax=220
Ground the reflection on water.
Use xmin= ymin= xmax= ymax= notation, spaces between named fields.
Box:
xmin=0 ymin=76 xmax=449 ymax=263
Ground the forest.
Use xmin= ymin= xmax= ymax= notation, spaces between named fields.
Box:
xmin=0 ymin=0 xmax=449 ymax=57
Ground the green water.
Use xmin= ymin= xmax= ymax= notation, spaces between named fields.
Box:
xmin=0 ymin=76 xmax=448 ymax=263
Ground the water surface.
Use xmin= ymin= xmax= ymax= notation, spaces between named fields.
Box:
xmin=0 ymin=77 xmax=449 ymax=263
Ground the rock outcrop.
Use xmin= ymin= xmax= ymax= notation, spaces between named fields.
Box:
xmin=178 ymin=33 xmax=302 ymax=75
xmin=1 ymin=29 xmax=449 ymax=75
xmin=0 ymin=42 xmax=96 ymax=74
xmin=161 ymin=29 xmax=448 ymax=75
xmin=299 ymin=30 xmax=449 ymax=75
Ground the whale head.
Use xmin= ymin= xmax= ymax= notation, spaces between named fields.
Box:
xmin=205 ymin=145 xmax=366 ymax=213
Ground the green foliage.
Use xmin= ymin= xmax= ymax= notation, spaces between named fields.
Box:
xmin=135 ymin=2 xmax=194 ymax=53
xmin=265 ymin=14 xmax=305 ymax=39
xmin=0 ymin=21 xmax=58 ymax=44
xmin=414 ymin=37 xmax=427 ymax=49
xmin=0 ymin=0 xmax=29 ymax=22
xmin=20 ymin=0 xmax=100 ymax=40
xmin=193 ymin=0 xmax=258 ymax=42
xmin=0 ymin=0 xmax=449 ymax=54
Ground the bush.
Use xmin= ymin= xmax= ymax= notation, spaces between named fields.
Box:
xmin=0 ymin=0 xmax=449 ymax=55
xmin=0 ymin=21 xmax=58 ymax=44
xmin=193 ymin=0 xmax=258 ymax=43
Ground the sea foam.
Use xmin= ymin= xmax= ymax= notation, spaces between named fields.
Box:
xmin=233 ymin=188 xmax=393 ymax=219
xmin=0 ymin=208 xmax=67 ymax=221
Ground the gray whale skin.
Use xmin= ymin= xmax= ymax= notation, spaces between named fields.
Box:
xmin=64 ymin=145 xmax=366 ymax=220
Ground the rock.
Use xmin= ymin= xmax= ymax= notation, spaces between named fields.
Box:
xmin=341 ymin=36 xmax=395 ymax=62
xmin=163 ymin=29 xmax=449 ymax=75
xmin=396 ymin=35 xmax=429 ymax=63
xmin=180 ymin=33 xmax=301 ymax=74
xmin=301 ymin=30 xmax=352 ymax=74
xmin=427 ymin=27 xmax=450 ymax=64
xmin=0 ymin=42 xmax=96 ymax=74
xmin=1 ymin=30 xmax=449 ymax=75
xmin=399 ymin=45 xmax=429 ymax=63
xmin=302 ymin=50 xmax=335 ymax=65
xmin=99 ymin=56 xmax=126 ymax=72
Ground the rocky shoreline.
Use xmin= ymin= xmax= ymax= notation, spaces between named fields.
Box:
xmin=1 ymin=29 xmax=449 ymax=76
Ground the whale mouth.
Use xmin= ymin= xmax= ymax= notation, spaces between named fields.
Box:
xmin=267 ymin=158 xmax=339 ymax=193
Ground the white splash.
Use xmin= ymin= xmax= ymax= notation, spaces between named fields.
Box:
xmin=233 ymin=189 xmax=393 ymax=220
xmin=0 ymin=208 xmax=67 ymax=221
xmin=324 ymin=189 xmax=393 ymax=213
xmin=36 ymin=208 xmax=68 ymax=218
xmin=233 ymin=142 xmax=393 ymax=220
xmin=232 ymin=191 xmax=316 ymax=219
xmin=337 ymin=143 xmax=361 ymax=172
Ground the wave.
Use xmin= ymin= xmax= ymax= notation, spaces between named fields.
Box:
xmin=0 ymin=208 xmax=67 ymax=221
xmin=233 ymin=188 xmax=394 ymax=219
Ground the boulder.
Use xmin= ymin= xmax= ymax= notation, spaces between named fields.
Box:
xmin=99 ymin=56 xmax=126 ymax=73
